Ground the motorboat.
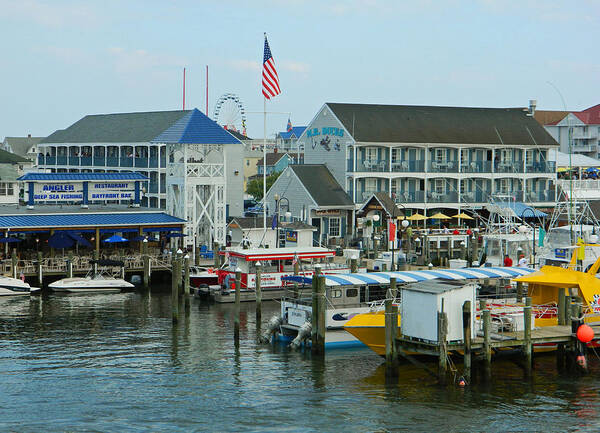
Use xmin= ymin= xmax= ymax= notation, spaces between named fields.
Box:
xmin=49 ymin=259 xmax=134 ymax=293
xmin=0 ymin=276 xmax=41 ymax=296
xmin=49 ymin=272 xmax=134 ymax=293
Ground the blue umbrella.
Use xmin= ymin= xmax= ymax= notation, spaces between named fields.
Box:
xmin=103 ymin=234 xmax=128 ymax=243
xmin=131 ymin=235 xmax=147 ymax=241
xmin=48 ymin=232 xmax=74 ymax=248
xmin=586 ymin=167 xmax=599 ymax=173
xmin=0 ymin=236 xmax=21 ymax=243
xmin=67 ymin=232 xmax=92 ymax=247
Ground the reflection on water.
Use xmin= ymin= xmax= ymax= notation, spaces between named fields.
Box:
xmin=1 ymin=290 xmax=600 ymax=431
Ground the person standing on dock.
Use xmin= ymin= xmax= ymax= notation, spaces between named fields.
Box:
xmin=503 ymin=254 xmax=513 ymax=267
xmin=518 ymin=254 xmax=528 ymax=268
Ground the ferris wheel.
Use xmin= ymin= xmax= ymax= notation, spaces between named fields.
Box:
xmin=213 ymin=93 xmax=247 ymax=135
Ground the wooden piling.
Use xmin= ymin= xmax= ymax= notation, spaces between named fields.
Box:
xmin=516 ymin=281 xmax=524 ymax=303
xmin=438 ymin=311 xmax=448 ymax=385
xmin=234 ymin=270 xmax=241 ymax=343
xmin=11 ymin=248 xmax=17 ymax=279
xmin=523 ymin=297 xmax=532 ymax=376
xmin=67 ymin=252 xmax=73 ymax=278
xmin=311 ymin=274 xmax=326 ymax=355
xmin=385 ymin=299 xmax=399 ymax=376
xmin=462 ymin=300 xmax=472 ymax=383
xmin=171 ymin=255 xmax=179 ymax=324
xmin=255 ymin=262 xmax=262 ymax=324
xmin=143 ymin=240 xmax=150 ymax=289
xmin=37 ymin=251 xmax=43 ymax=287
xmin=483 ymin=306 xmax=491 ymax=379
xmin=213 ymin=242 xmax=220 ymax=268
xmin=389 ymin=277 xmax=397 ymax=299
xmin=176 ymin=251 xmax=183 ymax=291
xmin=350 ymin=257 xmax=358 ymax=273
xmin=558 ymin=288 xmax=566 ymax=325
xmin=183 ymin=254 xmax=190 ymax=296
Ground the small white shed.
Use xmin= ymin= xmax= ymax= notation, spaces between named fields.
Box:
xmin=401 ymin=281 xmax=476 ymax=343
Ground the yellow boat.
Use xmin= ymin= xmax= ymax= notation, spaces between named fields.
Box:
xmin=344 ymin=252 xmax=600 ymax=356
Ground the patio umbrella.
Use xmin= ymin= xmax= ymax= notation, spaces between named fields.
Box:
xmin=48 ymin=232 xmax=74 ymax=249
xmin=103 ymin=234 xmax=128 ymax=243
xmin=429 ymin=212 xmax=451 ymax=230
xmin=452 ymin=212 xmax=474 ymax=220
xmin=0 ymin=237 xmax=21 ymax=243
xmin=406 ymin=213 xmax=428 ymax=221
xmin=131 ymin=235 xmax=147 ymax=241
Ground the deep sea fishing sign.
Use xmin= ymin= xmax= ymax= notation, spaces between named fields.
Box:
xmin=33 ymin=181 xmax=135 ymax=202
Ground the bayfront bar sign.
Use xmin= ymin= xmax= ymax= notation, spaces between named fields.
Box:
xmin=19 ymin=173 xmax=148 ymax=207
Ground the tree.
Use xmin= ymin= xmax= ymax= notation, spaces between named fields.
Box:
xmin=246 ymin=172 xmax=281 ymax=201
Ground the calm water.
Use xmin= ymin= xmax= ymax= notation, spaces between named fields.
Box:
xmin=2 ymin=290 xmax=600 ymax=432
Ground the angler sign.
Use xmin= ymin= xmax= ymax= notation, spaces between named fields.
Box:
xmin=27 ymin=178 xmax=141 ymax=206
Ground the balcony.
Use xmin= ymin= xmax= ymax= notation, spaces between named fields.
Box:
xmin=148 ymin=183 xmax=158 ymax=193
xmin=68 ymin=156 xmax=80 ymax=165
xmin=57 ymin=156 xmax=67 ymax=165
xmin=93 ymin=157 xmax=106 ymax=166
xmin=461 ymin=191 xmax=488 ymax=203
xmin=391 ymin=160 xmax=425 ymax=172
xmin=45 ymin=156 xmax=56 ymax=165
xmin=428 ymin=161 xmax=459 ymax=173
xmin=121 ymin=157 xmax=133 ymax=167
xmin=37 ymin=155 xmax=45 ymax=165
xmin=572 ymin=144 xmax=595 ymax=153
xmin=428 ymin=191 xmax=459 ymax=203
xmin=135 ymin=157 xmax=148 ymax=168
xmin=80 ymin=156 xmax=92 ymax=166
xmin=495 ymin=161 xmax=523 ymax=173
xmin=149 ymin=157 xmax=158 ymax=168
xmin=526 ymin=161 xmax=556 ymax=173
xmin=463 ymin=160 xmax=492 ymax=173
xmin=393 ymin=190 xmax=425 ymax=203
xmin=526 ymin=190 xmax=555 ymax=202
xmin=356 ymin=159 xmax=389 ymax=172
xmin=107 ymin=157 xmax=119 ymax=167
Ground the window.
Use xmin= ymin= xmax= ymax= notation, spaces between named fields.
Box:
xmin=434 ymin=179 xmax=445 ymax=194
xmin=499 ymin=178 xmax=510 ymax=193
xmin=346 ymin=288 xmax=358 ymax=298
xmin=460 ymin=148 xmax=467 ymax=167
xmin=329 ymin=217 xmax=341 ymax=237
xmin=525 ymin=150 xmax=533 ymax=165
xmin=365 ymin=147 xmax=378 ymax=162
xmin=500 ymin=149 xmax=512 ymax=163
xmin=391 ymin=147 xmax=401 ymax=163
xmin=0 ymin=182 xmax=13 ymax=196
xmin=435 ymin=148 xmax=445 ymax=162
xmin=332 ymin=289 xmax=342 ymax=298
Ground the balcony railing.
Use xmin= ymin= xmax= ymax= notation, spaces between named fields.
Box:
xmin=107 ymin=157 xmax=119 ymax=167
xmin=391 ymin=160 xmax=425 ymax=172
xmin=93 ymin=157 xmax=106 ymax=166
xmin=428 ymin=161 xmax=459 ymax=173
xmin=525 ymin=190 xmax=555 ymax=202
xmin=121 ymin=157 xmax=133 ymax=167
xmin=495 ymin=161 xmax=523 ymax=173
xmin=428 ymin=191 xmax=459 ymax=203
xmin=355 ymin=159 xmax=389 ymax=172
xmin=68 ymin=156 xmax=80 ymax=165
xmin=392 ymin=190 xmax=425 ymax=203
xmin=135 ymin=157 xmax=148 ymax=168
xmin=463 ymin=160 xmax=492 ymax=173
xmin=38 ymin=155 xmax=45 ymax=165
xmin=80 ymin=156 xmax=92 ymax=166
xmin=148 ymin=183 xmax=158 ymax=193
xmin=149 ymin=158 xmax=159 ymax=168
xmin=57 ymin=156 xmax=67 ymax=165
xmin=526 ymin=161 xmax=555 ymax=173
xmin=357 ymin=190 xmax=383 ymax=202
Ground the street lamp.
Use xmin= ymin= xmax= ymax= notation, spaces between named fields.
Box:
xmin=372 ymin=214 xmax=380 ymax=257
xmin=400 ymin=219 xmax=409 ymax=269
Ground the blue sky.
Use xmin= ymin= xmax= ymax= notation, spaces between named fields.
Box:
xmin=1 ymin=0 xmax=599 ymax=139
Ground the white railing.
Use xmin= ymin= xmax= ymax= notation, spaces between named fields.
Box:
xmin=557 ymin=179 xmax=600 ymax=190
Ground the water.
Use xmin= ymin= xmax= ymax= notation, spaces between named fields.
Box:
xmin=2 ymin=290 xmax=600 ymax=432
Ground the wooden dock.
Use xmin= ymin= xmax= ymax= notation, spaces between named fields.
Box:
xmin=385 ymin=293 xmax=594 ymax=385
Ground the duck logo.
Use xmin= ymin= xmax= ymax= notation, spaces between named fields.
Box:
xmin=592 ymin=294 xmax=600 ymax=313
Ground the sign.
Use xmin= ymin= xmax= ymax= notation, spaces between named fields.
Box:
xmin=554 ymin=248 xmax=567 ymax=259
xmin=306 ymin=126 xmax=344 ymax=138
xmin=286 ymin=230 xmax=298 ymax=243
xmin=88 ymin=182 xmax=134 ymax=201
xmin=33 ymin=182 xmax=84 ymax=201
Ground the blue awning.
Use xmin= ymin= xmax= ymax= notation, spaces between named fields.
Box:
xmin=18 ymin=172 xmax=148 ymax=181
xmin=282 ymin=266 xmax=536 ymax=287
xmin=493 ymin=202 xmax=547 ymax=218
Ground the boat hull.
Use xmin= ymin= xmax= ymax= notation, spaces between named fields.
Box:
xmin=49 ymin=277 xmax=133 ymax=293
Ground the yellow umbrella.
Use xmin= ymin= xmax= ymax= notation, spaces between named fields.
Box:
xmin=557 ymin=167 xmax=568 ymax=173
xmin=429 ymin=212 xmax=450 ymax=220
xmin=407 ymin=213 xmax=428 ymax=221
xmin=452 ymin=212 xmax=474 ymax=220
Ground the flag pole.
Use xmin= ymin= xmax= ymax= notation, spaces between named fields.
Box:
xmin=263 ymin=96 xmax=267 ymax=243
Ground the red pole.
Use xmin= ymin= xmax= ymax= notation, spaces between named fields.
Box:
xmin=182 ymin=67 xmax=186 ymax=110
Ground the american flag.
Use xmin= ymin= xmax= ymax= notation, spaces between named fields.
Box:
xmin=286 ymin=117 xmax=292 ymax=133
xmin=262 ymin=34 xmax=281 ymax=100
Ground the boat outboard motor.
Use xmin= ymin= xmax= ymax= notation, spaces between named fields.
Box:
xmin=289 ymin=321 xmax=312 ymax=350
xmin=259 ymin=315 xmax=283 ymax=343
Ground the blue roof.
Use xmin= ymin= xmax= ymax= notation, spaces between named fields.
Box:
xmin=282 ymin=266 xmax=536 ymax=287
xmin=495 ymin=202 xmax=547 ymax=218
xmin=152 ymin=108 xmax=242 ymax=145
xmin=0 ymin=212 xmax=185 ymax=229
xmin=18 ymin=172 xmax=149 ymax=181
xmin=278 ymin=126 xmax=306 ymax=140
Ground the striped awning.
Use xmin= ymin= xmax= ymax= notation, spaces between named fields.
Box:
xmin=282 ymin=266 xmax=536 ymax=287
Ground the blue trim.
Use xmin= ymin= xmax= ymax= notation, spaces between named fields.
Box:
xmin=134 ymin=181 xmax=140 ymax=204
xmin=0 ymin=212 xmax=186 ymax=229
xmin=18 ymin=172 xmax=148 ymax=181
xmin=82 ymin=182 xmax=88 ymax=205
xmin=28 ymin=182 xmax=34 ymax=206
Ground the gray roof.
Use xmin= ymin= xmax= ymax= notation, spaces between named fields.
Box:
xmin=290 ymin=165 xmax=354 ymax=207
xmin=326 ymin=103 xmax=558 ymax=146
xmin=3 ymin=136 xmax=43 ymax=158
xmin=359 ymin=192 xmax=404 ymax=217
xmin=229 ymin=217 xmax=314 ymax=231
xmin=41 ymin=110 xmax=191 ymax=143
xmin=256 ymin=152 xmax=290 ymax=166
xmin=0 ymin=148 xmax=29 ymax=164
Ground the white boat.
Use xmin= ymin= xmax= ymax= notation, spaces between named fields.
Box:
xmin=49 ymin=272 xmax=134 ymax=293
xmin=0 ymin=276 xmax=41 ymax=296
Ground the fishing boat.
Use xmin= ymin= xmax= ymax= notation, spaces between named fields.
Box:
xmin=267 ymin=266 xmax=534 ymax=350
xmin=197 ymin=246 xmax=365 ymax=303
xmin=49 ymin=260 xmax=134 ymax=293
xmin=344 ymin=253 xmax=600 ymax=356
xmin=0 ymin=276 xmax=41 ymax=296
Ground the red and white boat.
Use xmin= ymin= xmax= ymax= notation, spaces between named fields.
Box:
xmin=197 ymin=247 xmax=364 ymax=303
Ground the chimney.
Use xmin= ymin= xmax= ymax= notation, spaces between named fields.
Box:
xmin=528 ymin=100 xmax=537 ymax=116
